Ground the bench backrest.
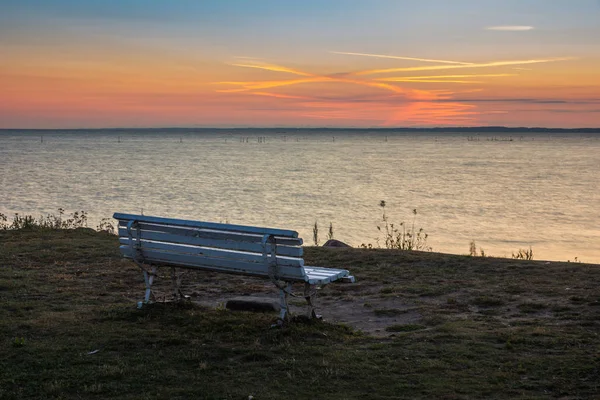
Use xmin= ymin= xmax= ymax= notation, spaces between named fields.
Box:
xmin=114 ymin=213 xmax=307 ymax=281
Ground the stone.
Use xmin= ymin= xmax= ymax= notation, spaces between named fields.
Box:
xmin=225 ymin=296 xmax=281 ymax=313
xmin=323 ymin=239 xmax=351 ymax=248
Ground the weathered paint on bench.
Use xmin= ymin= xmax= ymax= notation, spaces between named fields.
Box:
xmin=113 ymin=213 xmax=354 ymax=322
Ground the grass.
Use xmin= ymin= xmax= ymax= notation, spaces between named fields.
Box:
xmin=385 ymin=324 xmax=426 ymax=333
xmin=2 ymin=228 xmax=600 ymax=399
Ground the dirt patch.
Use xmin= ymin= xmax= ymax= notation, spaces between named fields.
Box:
xmin=156 ymin=271 xmax=422 ymax=337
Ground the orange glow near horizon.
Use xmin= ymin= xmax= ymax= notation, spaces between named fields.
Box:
xmin=1 ymin=48 xmax=599 ymax=128
xmin=203 ymin=54 xmax=598 ymax=127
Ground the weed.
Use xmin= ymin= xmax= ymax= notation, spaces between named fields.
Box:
xmin=469 ymin=240 xmax=486 ymax=257
xmin=0 ymin=209 xmax=117 ymax=234
xmin=513 ymin=247 xmax=534 ymax=260
xmin=12 ymin=337 xmax=26 ymax=347
xmin=0 ymin=209 xmax=88 ymax=230
xmin=327 ymin=222 xmax=334 ymax=241
xmin=374 ymin=201 xmax=431 ymax=251
xmin=96 ymin=218 xmax=116 ymax=234
xmin=313 ymin=221 xmax=319 ymax=246
xmin=0 ymin=213 xmax=7 ymax=230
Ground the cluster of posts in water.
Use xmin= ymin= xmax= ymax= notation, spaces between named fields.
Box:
xmin=239 ymin=136 xmax=269 ymax=143
xmin=467 ymin=136 xmax=529 ymax=142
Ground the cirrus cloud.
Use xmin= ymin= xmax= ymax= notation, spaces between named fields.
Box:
xmin=486 ymin=26 xmax=534 ymax=31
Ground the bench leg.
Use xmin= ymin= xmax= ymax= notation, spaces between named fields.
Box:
xmin=171 ymin=267 xmax=183 ymax=300
xmin=304 ymin=283 xmax=319 ymax=319
xmin=138 ymin=266 xmax=158 ymax=308
xmin=278 ymin=282 xmax=292 ymax=323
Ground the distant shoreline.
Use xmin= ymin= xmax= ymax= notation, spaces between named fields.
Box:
xmin=2 ymin=126 xmax=600 ymax=134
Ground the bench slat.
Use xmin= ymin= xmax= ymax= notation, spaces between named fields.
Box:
xmin=117 ymin=227 xmax=303 ymax=257
xmin=304 ymin=266 xmax=351 ymax=285
xmin=114 ymin=213 xmax=298 ymax=238
xmin=120 ymin=246 xmax=307 ymax=281
xmin=117 ymin=222 xmax=303 ymax=246
xmin=119 ymin=238 xmax=304 ymax=267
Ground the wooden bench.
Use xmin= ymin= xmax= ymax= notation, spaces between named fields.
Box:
xmin=113 ymin=213 xmax=355 ymax=322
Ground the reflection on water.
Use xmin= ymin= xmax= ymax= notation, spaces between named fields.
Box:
xmin=1 ymin=130 xmax=599 ymax=263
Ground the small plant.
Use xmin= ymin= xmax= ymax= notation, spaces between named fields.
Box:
xmin=512 ymin=246 xmax=534 ymax=260
xmin=469 ymin=241 xmax=477 ymax=256
xmin=12 ymin=337 xmax=26 ymax=347
xmin=0 ymin=212 xmax=8 ymax=230
xmin=0 ymin=209 xmax=94 ymax=231
xmin=469 ymin=241 xmax=486 ymax=257
xmin=327 ymin=222 xmax=334 ymax=241
xmin=11 ymin=213 xmax=36 ymax=229
xmin=96 ymin=218 xmax=116 ymax=234
xmin=313 ymin=221 xmax=320 ymax=246
xmin=376 ymin=201 xmax=431 ymax=251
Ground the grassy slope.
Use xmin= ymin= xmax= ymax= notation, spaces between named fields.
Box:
xmin=1 ymin=229 xmax=599 ymax=399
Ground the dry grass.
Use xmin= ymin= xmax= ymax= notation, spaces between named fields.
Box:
xmin=1 ymin=228 xmax=599 ymax=399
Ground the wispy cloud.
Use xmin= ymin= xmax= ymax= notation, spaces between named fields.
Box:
xmin=331 ymin=51 xmax=473 ymax=65
xmin=376 ymin=74 xmax=515 ymax=83
xmin=376 ymin=79 xmax=485 ymax=84
xmin=219 ymin=62 xmax=438 ymax=98
xmin=215 ymin=77 xmax=330 ymax=92
xmin=486 ymin=26 xmax=534 ymax=31
xmin=228 ymin=63 xmax=315 ymax=77
xmin=249 ymin=92 xmax=313 ymax=100
xmin=233 ymin=56 xmax=264 ymax=60
xmin=355 ymin=58 xmax=573 ymax=75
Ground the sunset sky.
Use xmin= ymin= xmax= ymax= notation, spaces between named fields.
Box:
xmin=2 ymin=0 xmax=600 ymax=128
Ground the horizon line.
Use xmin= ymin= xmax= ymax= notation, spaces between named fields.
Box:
xmin=1 ymin=126 xmax=599 ymax=131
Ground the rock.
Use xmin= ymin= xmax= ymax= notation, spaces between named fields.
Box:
xmin=323 ymin=239 xmax=351 ymax=248
xmin=226 ymin=296 xmax=280 ymax=312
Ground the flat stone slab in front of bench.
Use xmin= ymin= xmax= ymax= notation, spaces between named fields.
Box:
xmin=226 ymin=296 xmax=281 ymax=313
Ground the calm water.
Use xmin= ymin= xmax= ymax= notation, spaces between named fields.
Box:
xmin=1 ymin=130 xmax=599 ymax=263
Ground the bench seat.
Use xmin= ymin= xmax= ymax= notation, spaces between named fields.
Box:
xmin=303 ymin=266 xmax=351 ymax=285
xmin=113 ymin=213 xmax=354 ymax=322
